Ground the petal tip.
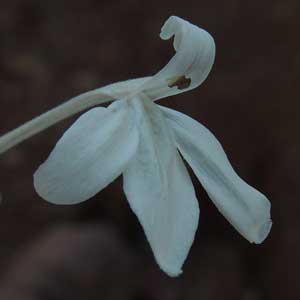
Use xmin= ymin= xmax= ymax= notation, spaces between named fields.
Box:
xmin=33 ymin=169 xmax=49 ymax=204
xmin=33 ymin=165 xmax=84 ymax=205
xmin=166 ymin=269 xmax=183 ymax=278
xmin=33 ymin=168 xmax=60 ymax=205
xmin=157 ymin=261 xmax=183 ymax=277
xmin=252 ymin=218 xmax=272 ymax=244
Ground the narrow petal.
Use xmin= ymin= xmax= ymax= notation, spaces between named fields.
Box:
xmin=123 ymin=97 xmax=199 ymax=276
xmin=140 ymin=16 xmax=215 ymax=100
xmin=161 ymin=106 xmax=272 ymax=244
xmin=34 ymin=101 xmax=138 ymax=204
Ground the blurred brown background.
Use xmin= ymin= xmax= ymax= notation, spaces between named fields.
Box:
xmin=0 ymin=0 xmax=299 ymax=299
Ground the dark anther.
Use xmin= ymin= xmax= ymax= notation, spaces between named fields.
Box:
xmin=168 ymin=75 xmax=191 ymax=90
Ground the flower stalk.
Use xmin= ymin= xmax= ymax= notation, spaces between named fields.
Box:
xmin=0 ymin=90 xmax=115 ymax=154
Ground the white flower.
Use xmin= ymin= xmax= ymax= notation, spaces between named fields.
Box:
xmin=0 ymin=16 xmax=272 ymax=277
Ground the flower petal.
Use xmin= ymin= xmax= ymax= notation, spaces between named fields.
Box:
xmin=140 ymin=16 xmax=215 ymax=100
xmin=34 ymin=101 xmax=138 ymax=205
xmin=161 ymin=106 xmax=272 ymax=244
xmin=123 ymin=97 xmax=199 ymax=277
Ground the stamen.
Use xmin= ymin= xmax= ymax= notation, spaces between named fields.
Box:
xmin=168 ymin=75 xmax=191 ymax=90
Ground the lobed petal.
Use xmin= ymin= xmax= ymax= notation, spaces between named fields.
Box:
xmin=34 ymin=101 xmax=138 ymax=204
xmin=161 ymin=106 xmax=272 ymax=244
xmin=123 ymin=97 xmax=199 ymax=276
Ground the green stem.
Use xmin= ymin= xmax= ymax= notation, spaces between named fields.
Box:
xmin=0 ymin=89 xmax=114 ymax=154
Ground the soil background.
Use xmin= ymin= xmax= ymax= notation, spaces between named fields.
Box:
xmin=0 ymin=1 xmax=299 ymax=299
